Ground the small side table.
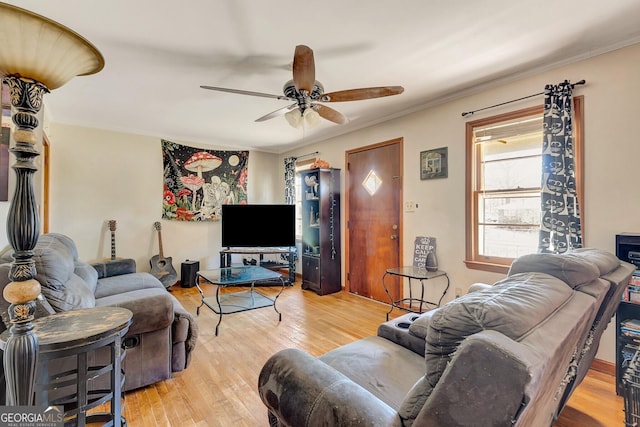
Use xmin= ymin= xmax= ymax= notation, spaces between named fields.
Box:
xmin=0 ymin=307 xmax=132 ymax=427
xmin=383 ymin=266 xmax=450 ymax=320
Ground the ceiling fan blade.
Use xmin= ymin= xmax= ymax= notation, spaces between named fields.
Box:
xmin=200 ymin=85 xmax=291 ymax=101
xmin=255 ymin=104 xmax=297 ymax=122
xmin=314 ymin=104 xmax=348 ymax=125
xmin=320 ymin=86 xmax=404 ymax=102
xmin=292 ymin=45 xmax=315 ymax=93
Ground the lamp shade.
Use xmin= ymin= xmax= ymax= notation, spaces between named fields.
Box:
xmin=0 ymin=3 xmax=104 ymax=90
xmin=303 ymin=108 xmax=320 ymax=128
xmin=285 ymin=109 xmax=303 ymax=128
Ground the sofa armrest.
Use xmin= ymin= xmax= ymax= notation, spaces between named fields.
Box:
xmin=91 ymin=258 xmax=136 ymax=279
xmin=258 ymin=348 xmax=401 ymax=427
xmin=170 ymin=295 xmax=198 ymax=372
xmin=377 ymin=311 xmax=433 ymax=356
xmin=96 ymin=289 xmax=174 ymax=335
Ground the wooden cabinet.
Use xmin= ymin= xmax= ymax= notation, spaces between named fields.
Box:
xmin=300 ymin=168 xmax=341 ymax=295
xmin=616 ymin=233 xmax=640 ymax=395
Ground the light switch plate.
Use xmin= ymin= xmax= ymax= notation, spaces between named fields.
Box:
xmin=405 ymin=201 xmax=416 ymax=212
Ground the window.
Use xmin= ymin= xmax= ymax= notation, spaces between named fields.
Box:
xmin=465 ymin=98 xmax=583 ymax=273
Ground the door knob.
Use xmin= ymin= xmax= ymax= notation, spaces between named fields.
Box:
xmin=390 ymin=234 xmax=398 ymax=240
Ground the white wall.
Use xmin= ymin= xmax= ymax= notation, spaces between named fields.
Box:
xmin=282 ymin=43 xmax=640 ymax=363
xmin=0 ymin=43 xmax=638 ymax=364
xmin=43 ymin=124 xmax=280 ymax=270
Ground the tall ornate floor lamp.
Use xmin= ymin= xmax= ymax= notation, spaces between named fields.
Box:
xmin=0 ymin=3 xmax=103 ymax=405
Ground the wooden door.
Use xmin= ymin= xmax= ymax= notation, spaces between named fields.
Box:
xmin=346 ymin=138 xmax=402 ymax=303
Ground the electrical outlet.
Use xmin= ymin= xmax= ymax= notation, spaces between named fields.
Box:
xmin=455 ymin=287 xmax=463 ymax=298
xmin=405 ymin=201 xmax=417 ymax=212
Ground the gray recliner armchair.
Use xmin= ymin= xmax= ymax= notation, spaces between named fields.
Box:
xmin=259 ymin=248 xmax=633 ymax=426
xmin=0 ymin=233 xmax=198 ymax=401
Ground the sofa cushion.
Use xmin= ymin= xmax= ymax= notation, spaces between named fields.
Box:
xmin=94 ymin=272 xmax=165 ymax=298
xmin=0 ymin=234 xmax=97 ymax=312
xmin=74 ymin=260 xmax=99 ymax=294
xmin=95 ymin=288 xmax=173 ymax=335
xmin=423 ymin=272 xmax=572 ymax=403
xmin=47 ymin=233 xmax=80 ymax=259
xmin=27 ymin=235 xmax=95 ymax=311
xmin=319 ymin=336 xmax=424 ymax=411
xmin=508 ymin=252 xmax=599 ymax=288
xmin=568 ymin=248 xmax=621 ymax=276
xmin=32 ymin=235 xmax=76 ymax=291
xmin=0 ymin=233 xmax=96 ymax=319
xmin=43 ymin=273 xmax=96 ymax=312
xmin=407 ymin=310 xmax=435 ymax=342
xmin=399 ymin=376 xmax=431 ymax=424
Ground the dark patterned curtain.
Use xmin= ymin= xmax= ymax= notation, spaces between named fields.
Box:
xmin=283 ymin=156 xmax=298 ymax=266
xmin=284 ymin=156 xmax=297 ymax=204
xmin=538 ymin=81 xmax=581 ymax=254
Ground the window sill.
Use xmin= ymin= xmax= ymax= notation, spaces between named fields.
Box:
xmin=464 ymin=260 xmax=510 ymax=274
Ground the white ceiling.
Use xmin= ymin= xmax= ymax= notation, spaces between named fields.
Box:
xmin=5 ymin=0 xmax=640 ymax=153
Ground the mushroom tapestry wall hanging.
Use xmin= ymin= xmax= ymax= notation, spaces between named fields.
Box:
xmin=161 ymin=139 xmax=249 ymax=222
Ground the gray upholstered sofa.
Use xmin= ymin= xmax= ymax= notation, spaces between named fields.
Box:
xmin=0 ymin=233 xmax=198 ymax=396
xmin=258 ymin=248 xmax=633 ymax=426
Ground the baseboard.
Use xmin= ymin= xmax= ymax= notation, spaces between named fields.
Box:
xmin=591 ymin=358 xmax=615 ymax=376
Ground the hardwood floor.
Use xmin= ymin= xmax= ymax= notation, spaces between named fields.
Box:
xmin=111 ymin=279 xmax=624 ymax=426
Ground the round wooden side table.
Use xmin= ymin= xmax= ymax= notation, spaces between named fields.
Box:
xmin=0 ymin=306 xmax=132 ymax=426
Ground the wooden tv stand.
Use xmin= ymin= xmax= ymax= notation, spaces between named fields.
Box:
xmin=219 ymin=247 xmax=296 ymax=284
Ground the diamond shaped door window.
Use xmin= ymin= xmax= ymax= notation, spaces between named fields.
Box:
xmin=362 ymin=170 xmax=382 ymax=196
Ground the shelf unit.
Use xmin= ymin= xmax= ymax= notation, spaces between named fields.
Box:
xmin=616 ymin=233 xmax=640 ymax=395
xmin=300 ymin=168 xmax=341 ymax=295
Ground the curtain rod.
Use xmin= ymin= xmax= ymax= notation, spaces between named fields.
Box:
xmin=461 ymin=80 xmax=586 ymax=117
xmin=294 ymin=151 xmax=319 ymax=160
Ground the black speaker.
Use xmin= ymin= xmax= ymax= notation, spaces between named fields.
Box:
xmin=181 ymin=260 xmax=199 ymax=288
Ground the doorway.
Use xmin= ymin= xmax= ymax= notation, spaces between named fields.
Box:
xmin=346 ymin=138 xmax=402 ymax=303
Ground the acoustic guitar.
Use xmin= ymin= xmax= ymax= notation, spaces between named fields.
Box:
xmin=150 ymin=221 xmax=178 ymax=288
xmin=108 ymin=220 xmax=118 ymax=261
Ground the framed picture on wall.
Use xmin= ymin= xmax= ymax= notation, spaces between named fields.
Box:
xmin=420 ymin=147 xmax=448 ymax=180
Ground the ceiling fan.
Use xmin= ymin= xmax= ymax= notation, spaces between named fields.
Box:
xmin=200 ymin=45 xmax=404 ymax=128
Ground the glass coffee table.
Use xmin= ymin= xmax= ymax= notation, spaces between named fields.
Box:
xmin=195 ymin=266 xmax=285 ymax=336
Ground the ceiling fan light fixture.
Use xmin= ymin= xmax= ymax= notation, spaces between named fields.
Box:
xmin=303 ymin=108 xmax=320 ymax=128
xmin=285 ymin=109 xmax=303 ymax=128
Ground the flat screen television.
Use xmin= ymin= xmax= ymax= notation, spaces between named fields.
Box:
xmin=221 ymin=204 xmax=296 ymax=248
